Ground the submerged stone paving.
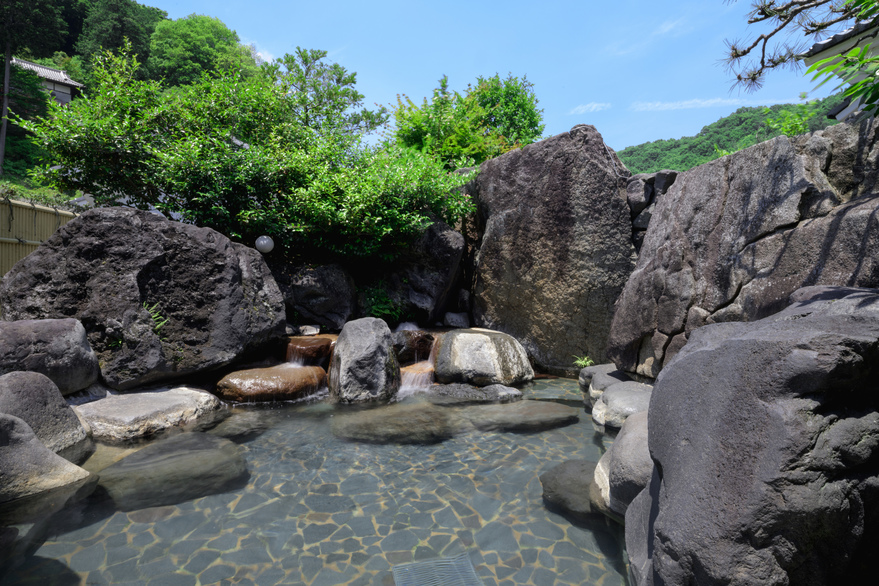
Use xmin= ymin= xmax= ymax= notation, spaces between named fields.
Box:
xmin=3 ymin=380 xmax=626 ymax=585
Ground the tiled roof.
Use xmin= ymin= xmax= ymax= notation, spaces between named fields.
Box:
xmin=11 ymin=57 xmax=84 ymax=88
xmin=801 ymin=19 xmax=879 ymax=58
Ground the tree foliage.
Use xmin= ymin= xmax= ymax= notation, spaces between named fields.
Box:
xmin=617 ymin=92 xmax=845 ymax=173
xmin=0 ymin=0 xmax=65 ymax=175
xmin=148 ymin=14 xmax=259 ymax=87
xmin=22 ymin=46 xmax=474 ymax=260
xmin=1 ymin=66 xmax=51 ymax=178
xmin=76 ymin=0 xmax=167 ymax=79
xmin=391 ymin=74 xmax=544 ymax=168
xmin=261 ymin=47 xmax=389 ymax=136
xmin=723 ymin=1 xmax=875 ymax=91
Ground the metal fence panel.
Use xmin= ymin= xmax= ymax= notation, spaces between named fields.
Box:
xmin=1 ymin=198 xmax=78 ymax=277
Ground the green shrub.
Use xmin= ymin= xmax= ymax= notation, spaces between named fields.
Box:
xmin=22 ymin=45 xmax=475 ymax=260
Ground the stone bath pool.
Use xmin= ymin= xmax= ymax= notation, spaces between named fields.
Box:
xmin=2 ymin=378 xmax=628 ymax=585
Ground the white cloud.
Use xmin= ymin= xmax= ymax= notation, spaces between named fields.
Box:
xmin=655 ymin=18 xmax=685 ymax=36
xmin=630 ymin=97 xmax=796 ymax=112
xmin=569 ymin=102 xmax=612 ymax=115
xmin=606 ymin=17 xmax=690 ymax=56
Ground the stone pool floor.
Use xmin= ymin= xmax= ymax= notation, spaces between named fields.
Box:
xmin=3 ymin=379 xmax=627 ymax=586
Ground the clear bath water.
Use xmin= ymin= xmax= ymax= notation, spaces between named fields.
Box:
xmin=2 ymin=378 xmax=628 ymax=586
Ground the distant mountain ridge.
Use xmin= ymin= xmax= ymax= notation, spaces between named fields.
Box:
xmin=617 ymin=93 xmax=847 ymax=175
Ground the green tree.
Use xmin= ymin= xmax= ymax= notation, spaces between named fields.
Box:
xmin=23 ymin=46 xmax=474 ymax=260
xmin=76 ymin=0 xmax=167 ymax=80
xmin=148 ymin=14 xmax=259 ymax=87
xmin=470 ymin=73 xmax=544 ymax=146
xmin=1 ymin=65 xmax=51 ymax=178
xmin=59 ymin=0 xmax=93 ymax=56
xmin=0 ymin=0 xmax=64 ymax=176
xmin=391 ymin=74 xmax=545 ymax=168
xmin=262 ymin=47 xmax=389 ymax=136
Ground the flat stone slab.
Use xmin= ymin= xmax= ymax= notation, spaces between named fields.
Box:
xmin=461 ymin=400 xmax=579 ymax=433
xmin=591 ymin=382 xmax=652 ymax=428
xmin=332 ymin=403 xmax=463 ymax=444
xmin=97 ymin=432 xmax=247 ymax=511
xmin=427 ymin=383 xmax=522 ymax=406
xmin=73 ymin=386 xmax=222 ymax=442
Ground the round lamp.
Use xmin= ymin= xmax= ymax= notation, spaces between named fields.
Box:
xmin=255 ymin=235 xmax=274 ymax=254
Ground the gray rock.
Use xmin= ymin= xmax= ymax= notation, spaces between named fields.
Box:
xmin=591 ymin=381 xmax=652 ymax=428
xmin=461 ymin=399 xmax=579 ymax=432
xmin=427 ymin=383 xmax=522 ymax=405
xmin=0 ymin=319 xmax=98 ymax=395
xmin=443 ymin=312 xmax=470 ymax=328
xmin=592 ymin=411 xmax=652 ymax=518
xmin=627 ymin=287 xmax=879 ymax=585
xmin=331 ymin=402 xmax=461 ymax=444
xmin=97 ymin=432 xmax=248 ymax=511
xmin=627 ymin=174 xmax=655 ymax=217
xmin=587 ymin=368 xmax=632 ymax=405
xmin=609 ymin=122 xmax=879 ymax=379
xmin=434 ymin=328 xmax=534 ymax=386
xmin=632 ymin=203 xmax=654 ymax=230
xmin=0 ymin=413 xmax=90 ymax=504
xmin=73 ymin=386 xmax=222 ymax=442
xmin=464 ymin=125 xmax=636 ymax=370
xmin=269 ymin=262 xmax=356 ymax=332
xmin=579 ymin=363 xmax=620 ymax=395
xmin=625 ymin=469 xmax=660 ymax=586
xmin=0 ymin=371 xmax=89 ymax=454
xmin=540 ymin=459 xmax=597 ymax=518
xmin=0 ymin=208 xmax=286 ymax=390
xmin=328 ymin=318 xmax=401 ymax=403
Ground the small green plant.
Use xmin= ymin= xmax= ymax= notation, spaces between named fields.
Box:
xmin=573 ymin=355 xmax=595 ymax=368
xmin=143 ymin=302 xmax=170 ymax=334
xmin=361 ymin=284 xmax=405 ymax=323
xmin=712 ymin=144 xmax=735 ymax=159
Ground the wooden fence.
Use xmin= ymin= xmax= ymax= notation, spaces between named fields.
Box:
xmin=1 ymin=198 xmax=78 ymax=277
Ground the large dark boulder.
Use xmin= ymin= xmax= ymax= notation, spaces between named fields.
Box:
xmin=464 ymin=124 xmax=635 ymax=369
xmin=0 ymin=372 xmax=89 ymax=454
xmin=269 ymin=262 xmax=357 ymax=332
xmin=328 ymin=318 xmax=401 ymax=403
xmin=609 ymin=121 xmax=879 ymax=378
xmin=626 ymin=287 xmax=879 ymax=585
xmin=0 ymin=208 xmax=286 ymax=390
xmin=394 ymin=219 xmax=465 ymax=323
xmin=0 ymin=319 xmax=99 ymax=395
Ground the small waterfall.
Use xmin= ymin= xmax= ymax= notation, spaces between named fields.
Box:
xmin=285 ymin=344 xmax=307 ymax=367
xmin=399 ymin=361 xmax=436 ymax=399
xmin=285 ymin=336 xmax=335 ymax=367
xmin=395 ymin=321 xmax=420 ymax=332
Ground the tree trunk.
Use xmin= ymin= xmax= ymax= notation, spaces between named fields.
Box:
xmin=0 ymin=42 xmax=12 ymax=177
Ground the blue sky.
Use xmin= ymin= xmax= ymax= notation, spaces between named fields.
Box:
xmin=147 ymin=0 xmax=841 ymax=151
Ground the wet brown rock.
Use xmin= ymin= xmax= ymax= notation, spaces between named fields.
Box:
xmin=286 ymin=336 xmax=334 ymax=364
xmin=216 ymin=364 xmax=326 ymax=403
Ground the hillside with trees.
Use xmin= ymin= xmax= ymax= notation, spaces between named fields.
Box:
xmin=617 ymin=93 xmax=846 ymax=174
